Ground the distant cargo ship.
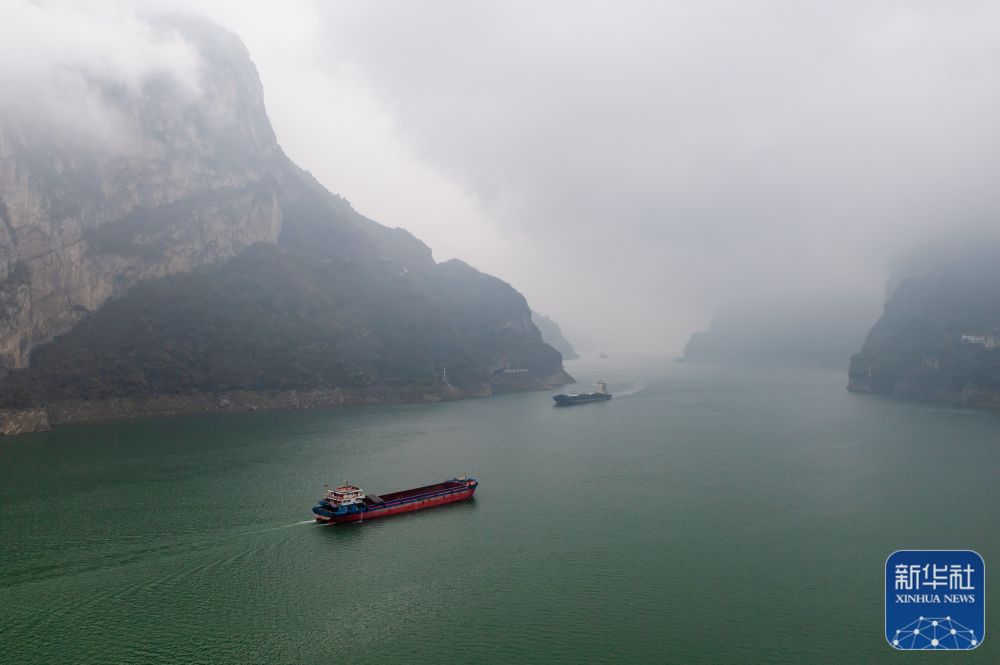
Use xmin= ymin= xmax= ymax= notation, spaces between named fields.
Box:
xmin=312 ymin=476 xmax=478 ymax=524
xmin=552 ymin=380 xmax=613 ymax=406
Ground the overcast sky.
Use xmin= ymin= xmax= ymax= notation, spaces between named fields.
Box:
xmin=8 ymin=1 xmax=1000 ymax=352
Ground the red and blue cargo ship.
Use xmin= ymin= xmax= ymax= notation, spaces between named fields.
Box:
xmin=312 ymin=476 xmax=478 ymax=524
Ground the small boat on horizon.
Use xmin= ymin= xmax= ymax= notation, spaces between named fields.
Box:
xmin=552 ymin=380 xmax=613 ymax=406
xmin=312 ymin=476 xmax=478 ymax=524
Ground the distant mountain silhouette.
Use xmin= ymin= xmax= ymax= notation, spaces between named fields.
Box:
xmin=531 ymin=312 xmax=579 ymax=360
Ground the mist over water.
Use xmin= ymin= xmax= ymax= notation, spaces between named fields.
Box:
xmin=3 ymin=357 xmax=998 ymax=663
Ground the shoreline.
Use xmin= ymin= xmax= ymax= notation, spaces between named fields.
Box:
xmin=0 ymin=370 xmax=574 ymax=437
xmin=847 ymin=379 xmax=1000 ymax=411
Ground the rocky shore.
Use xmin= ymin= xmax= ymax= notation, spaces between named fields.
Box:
xmin=0 ymin=367 xmax=573 ymax=436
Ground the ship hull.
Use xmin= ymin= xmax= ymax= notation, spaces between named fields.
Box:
xmin=313 ymin=479 xmax=477 ymax=524
xmin=552 ymin=394 xmax=612 ymax=406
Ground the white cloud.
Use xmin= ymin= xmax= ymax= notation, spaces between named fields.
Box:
xmin=0 ymin=0 xmax=202 ymax=149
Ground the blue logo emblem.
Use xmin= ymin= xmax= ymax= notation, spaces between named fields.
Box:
xmin=886 ymin=550 xmax=984 ymax=650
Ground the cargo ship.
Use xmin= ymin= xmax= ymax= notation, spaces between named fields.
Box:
xmin=312 ymin=476 xmax=478 ymax=524
xmin=552 ymin=380 xmax=613 ymax=406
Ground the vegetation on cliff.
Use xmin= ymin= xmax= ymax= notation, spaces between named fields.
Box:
xmin=848 ymin=243 xmax=1000 ymax=405
xmin=0 ymin=19 xmax=570 ymax=422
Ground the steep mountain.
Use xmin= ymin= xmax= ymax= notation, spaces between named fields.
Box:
xmin=0 ymin=17 xmax=571 ymax=434
xmin=531 ymin=312 xmax=579 ymax=360
xmin=848 ymin=240 xmax=1000 ymax=408
xmin=0 ymin=16 xmax=283 ymax=372
xmin=683 ymin=297 xmax=880 ymax=369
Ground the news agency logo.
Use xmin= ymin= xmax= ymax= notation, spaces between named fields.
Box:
xmin=886 ymin=550 xmax=984 ymax=650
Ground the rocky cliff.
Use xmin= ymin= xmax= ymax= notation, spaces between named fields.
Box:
xmin=0 ymin=17 xmax=571 ymax=434
xmin=848 ymin=240 xmax=1000 ymax=408
xmin=0 ymin=17 xmax=282 ymax=372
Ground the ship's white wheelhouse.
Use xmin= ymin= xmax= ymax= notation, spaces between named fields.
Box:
xmin=326 ymin=484 xmax=366 ymax=506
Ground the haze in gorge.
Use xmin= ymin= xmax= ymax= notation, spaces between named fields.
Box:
xmin=3 ymin=2 xmax=1000 ymax=663
xmin=6 ymin=1 xmax=1000 ymax=354
xmin=141 ymin=0 xmax=1000 ymax=354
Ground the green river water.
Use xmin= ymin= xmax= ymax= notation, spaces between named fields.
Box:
xmin=2 ymin=357 xmax=998 ymax=663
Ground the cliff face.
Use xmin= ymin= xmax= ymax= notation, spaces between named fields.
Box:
xmin=0 ymin=17 xmax=571 ymax=433
xmin=848 ymin=242 xmax=1000 ymax=408
xmin=0 ymin=18 xmax=282 ymax=371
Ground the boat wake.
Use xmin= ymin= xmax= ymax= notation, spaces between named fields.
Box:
xmin=614 ymin=385 xmax=646 ymax=397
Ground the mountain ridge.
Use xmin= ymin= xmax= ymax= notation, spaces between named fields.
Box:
xmin=848 ymin=239 xmax=1000 ymax=409
xmin=531 ymin=312 xmax=579 ymax=360
xmin=0 ymin=17 xmax=571 ymax=434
